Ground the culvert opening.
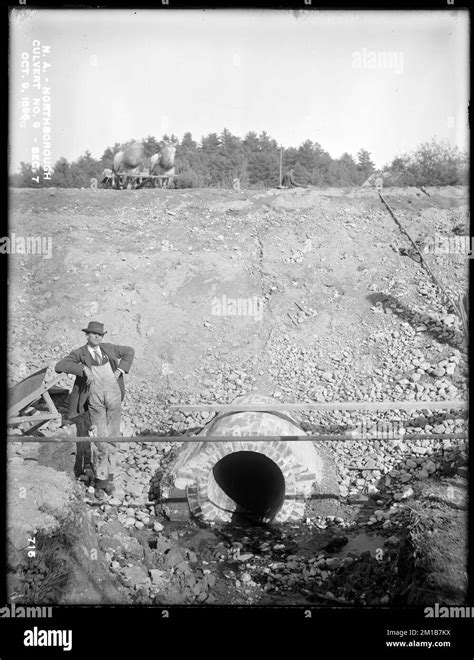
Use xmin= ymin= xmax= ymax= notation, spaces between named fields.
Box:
xmin=212 ymin=451 xmax=285 ymax=521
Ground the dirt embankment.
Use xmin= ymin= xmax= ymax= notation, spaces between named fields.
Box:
xmin=7 ymin=446 xmax=126 ymax=604
xmin=8 ymin=185 xmax=468 ymax=395
xmin=7 ymin=185 xmax=468 ymax=605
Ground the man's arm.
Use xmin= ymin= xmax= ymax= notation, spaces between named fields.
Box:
xmin=112 ymin=344 xmax=135 ymax=373
xmin=55 ymin=349 xmax=86 ymax=376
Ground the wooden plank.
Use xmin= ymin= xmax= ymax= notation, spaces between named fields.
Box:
xmin=42 ymin=390 xmax=60 ymax=417
xmin=8 ymin=413 xmax=62 ymax=424
xmin=22 ymin=419 xmax=60 ymax=436
xmin=9 ymin=413 xmax=62 ymax=423
xmin=8 ymin=373 xmax=63 ymax=418
xmin=7 ymin=432 xmax=468 ymax=444
xmin=169 ymin=400 xmax=467 ymax=413
xmin=47 ymin=385 xmax=71 ymax=395
xmin=8 ymin=367 xmax=48 ymax=414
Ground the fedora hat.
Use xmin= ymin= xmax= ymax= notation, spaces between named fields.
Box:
xmin=82 ymin=321 xmax=107 ymax=335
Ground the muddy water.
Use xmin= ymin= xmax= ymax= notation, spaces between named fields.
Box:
xmin=59 ymin=500 xmax=401 ymax=607
xmin=214 ymin=517 xmax=387 ymax=561
xmin=334 ymin=531 xmax=386 ymax=558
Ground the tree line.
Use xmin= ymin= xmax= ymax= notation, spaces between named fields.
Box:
xmin=9 ymin=130 xmax=467 ymax=189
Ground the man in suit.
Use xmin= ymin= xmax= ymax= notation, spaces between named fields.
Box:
xmin=55 ymin=321 xmax=135 ymax=500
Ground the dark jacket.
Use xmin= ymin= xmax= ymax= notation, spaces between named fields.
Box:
xmin=55 ymin=342 xmax=135 ymax=419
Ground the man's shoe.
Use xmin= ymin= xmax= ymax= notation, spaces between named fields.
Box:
xmin=79 ymin=465 xmax=94 ymax=486
xmin=104 ymin=482 xmax=115 ymax=496
xmin=94 ymin=488 xmax=107 ymax=501
xmin=104 ymin=474 xmax=115 ymax=496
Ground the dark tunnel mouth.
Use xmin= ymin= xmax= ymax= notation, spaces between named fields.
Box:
xmin=212 ymin=451 xmax=286 ymax=521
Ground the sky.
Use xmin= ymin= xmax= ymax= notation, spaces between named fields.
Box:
xmin=9 ymin=9 xmax=469 ymax=172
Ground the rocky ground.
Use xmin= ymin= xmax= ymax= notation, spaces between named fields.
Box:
xmin=7 ymin=184 xmax=469 ymax=606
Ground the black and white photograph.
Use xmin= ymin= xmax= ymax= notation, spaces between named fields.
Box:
xmin=4 ymin=4 xmax=470 ymax=655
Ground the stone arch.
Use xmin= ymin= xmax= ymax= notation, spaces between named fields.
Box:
xmin=160 ymin=393 xmax=339 ymax=523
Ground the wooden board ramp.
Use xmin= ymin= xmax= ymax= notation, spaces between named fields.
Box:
xmin=8 ymin=368 xmax=63 ymax=428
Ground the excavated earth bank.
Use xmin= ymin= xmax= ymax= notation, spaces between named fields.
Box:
xmin=7 ymin=185 xmax=468 ymax=605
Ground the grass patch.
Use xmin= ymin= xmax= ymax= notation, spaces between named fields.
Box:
xmin=10 ymin=510 xmax=82 ymax=604
xmin=395 ymin=488 xmax=467 ymax=605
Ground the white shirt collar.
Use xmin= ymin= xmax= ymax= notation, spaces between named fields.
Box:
xmin=87 ymin=345 xmax=102 ymax=357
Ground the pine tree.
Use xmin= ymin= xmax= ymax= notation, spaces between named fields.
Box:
xmin=100 ymin=143 xmax=121 ymax=169
xmin=357 ymin=149 xmax=376 ymax=184
xmin=11 ymin=128 xmax=466 ymax=190
xmin=18 ymin=161 xmax=35 ymax=187
xmin=201 ymin=133 xmax=223 ymax=186
xmin=142 ymin=135 xmax=161 ymax=158
xmin=282 ymin=147 xmax=299 ymax=171
xmin=220 ymin=128 xmax=246 ymax=186
xmin=328 ymin=153 xmax=359 ymax=186
xmin=175 ymin=132 xmax=204 ymax=188
xmin=51 ymin=157 xmax=73 ymax=187
xmin=245 ymin=132 xmax=279 ymax=187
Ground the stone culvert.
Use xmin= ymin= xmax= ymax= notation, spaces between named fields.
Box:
xmin=157 ymin=394 xmax=339 ymax=523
